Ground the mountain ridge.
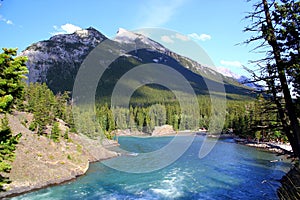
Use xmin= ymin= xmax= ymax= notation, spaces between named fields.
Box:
xmin=20 ymin=27 xmax=256 ymax=100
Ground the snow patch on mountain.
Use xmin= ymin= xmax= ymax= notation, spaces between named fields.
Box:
xmin=113 ymin=28 xmax=220 ymax=79
xmin=75 ymin=29 xmax=89 ymax=38
xmin=114 ymin=28 xmax=167 ymax=53
xmin=217 ymin=66 xmax=241 ymax=79
xmin=217 ymin=66 xmax=263 ymax=90
xmin=115 ymin=28 xmax=139 ymax=44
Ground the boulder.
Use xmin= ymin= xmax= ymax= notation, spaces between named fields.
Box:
xmin=152 ymin=125 xmax=175 ymax=136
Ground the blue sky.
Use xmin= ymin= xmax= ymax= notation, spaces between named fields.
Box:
xmin=0 ymin=0 xmax=262 ymax=76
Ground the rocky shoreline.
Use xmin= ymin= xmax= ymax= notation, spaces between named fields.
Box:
xmin=114 ymin=128 xmax=294 ymax=156
xmin=233 ymin=137 xmax=294 ymax=156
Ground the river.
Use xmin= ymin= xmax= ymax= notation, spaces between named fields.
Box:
xmin=11 ymin=136 xmax=291 ymax=200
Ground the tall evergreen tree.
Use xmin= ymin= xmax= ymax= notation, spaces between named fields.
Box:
xmin=244 ymin=0 xmax=300 ymax=158
xmin=0 ymin=48 xmax=27 ymax=190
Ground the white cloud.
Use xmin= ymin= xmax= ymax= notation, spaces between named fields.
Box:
xmin=6 ymin=20 xmax=13 ymax=25
xmin=220 ymin=60 xmax=243 ymax=68
xmin=139 ymin=0 xmax=186 ymax=27
xmin=51 ymin=23 xmax=82 ymax=35
xmin=160 ymin=33 xmax=190 ymax=44
xmin=188 ymin=33 xmax=211 ymax=41
xmin=0 ymin=15 xmax=13 ymax=25
xmin=161 ymin=35 xmax=174 ymax=43
xmin=173 ymin=33 xmax=189 ymax=41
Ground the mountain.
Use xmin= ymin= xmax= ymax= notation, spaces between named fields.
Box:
xmin=20 ymin=27 xmax=106 ymax=92
xmin=217 ymin=67 xmax=264 ymax=91
xmin=216 ymin=67 xmax=241 ymax=80
xmin=237 ymin=76 xmax=264 ymax=91
xmin=20 ymin=27 xmax=256 ymax=103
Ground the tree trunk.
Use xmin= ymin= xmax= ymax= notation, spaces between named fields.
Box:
xmin=262 ymin=0 xmax=300 ymax=159
xmin=267 ymin=66 xmax=299 ymax=156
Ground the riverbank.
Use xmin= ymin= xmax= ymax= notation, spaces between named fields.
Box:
xmin=115 ymin=126 xmax=294 ymax=156
xmin=233 ymin=137 xmax=293 ymax=156
xmin=0 ymin=113 xmax=119 ymax=199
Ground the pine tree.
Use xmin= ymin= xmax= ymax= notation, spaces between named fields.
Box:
xmin=136 ymin=107 xmax=145 ymax=131
xmin=26 ymin=83 xmax=56 ymax=134
xmin=50 ymin=122 xmax=61 ymax=142
xmin=244 ymin=0 xmax=300 ymax=158
xmin=0 ymin=48 xmax=27 ymax=190
xmin=0 ymin=116 xmax=21 ymax=191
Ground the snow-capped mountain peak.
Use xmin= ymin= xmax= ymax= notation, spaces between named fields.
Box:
xmin=115 ymin=28 xmax=139 ymax=43
xmin=217 ymin=66 xmax=241 ymax=79
xmin=217 ymin=66 xmax=263 ymax=91
xmin=48 ymin=27 xmax=105 ymax=44
xmin=114 ymin=28 xmax=167 ymax=52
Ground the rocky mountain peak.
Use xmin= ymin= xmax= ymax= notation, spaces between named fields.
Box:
xmin=115 ymin=28 xmax=140 ymax=43
xmin=48 ymin=27 xmax=107 ymax=45
xmin=20 ymin=27 xmax=107 ymax=91
xmin=114 ymin=28 xmax=167 ymax=53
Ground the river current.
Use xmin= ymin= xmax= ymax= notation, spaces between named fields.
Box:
xmin=11 ymin=136 xmax=291 ymax=200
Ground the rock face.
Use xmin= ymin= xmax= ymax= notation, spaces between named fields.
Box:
xmin=113 ymin=129 xmax=149 ymax=136
xmin=20 ymin=27 xmax=106 ymax=93
xmin=0 ymin=112 xmax=118 ymax=198
xmin=152 ymin=125 xmax=175 ymax=136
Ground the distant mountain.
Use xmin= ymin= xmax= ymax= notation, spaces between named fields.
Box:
xmin=216 ymin=67 xmax=241 ymax=80
xmin=237 ymin=76 xmax=264 ymax=91
xmin=20 ymin=27 xmax=256 ymax=102
xmin=217 ymin=67 xmax=264 ymax=91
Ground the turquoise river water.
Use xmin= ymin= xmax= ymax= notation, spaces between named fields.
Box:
xmin=11 ymin=136 xmax=291 ymax=200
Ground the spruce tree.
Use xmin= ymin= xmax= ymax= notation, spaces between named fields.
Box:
xmin=244 ymin=0 xmax=300 ymax=158
xmin=0 ymin=48 xmax=27 ymax=190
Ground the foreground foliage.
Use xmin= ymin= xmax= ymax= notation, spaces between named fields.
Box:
xmin=0 ymin=48 xmax=27 ymax=191
xmin=245 ymin=0 xmax=300 ymax=158
xmin=0 ymin=117 xmax=21 ymax=191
